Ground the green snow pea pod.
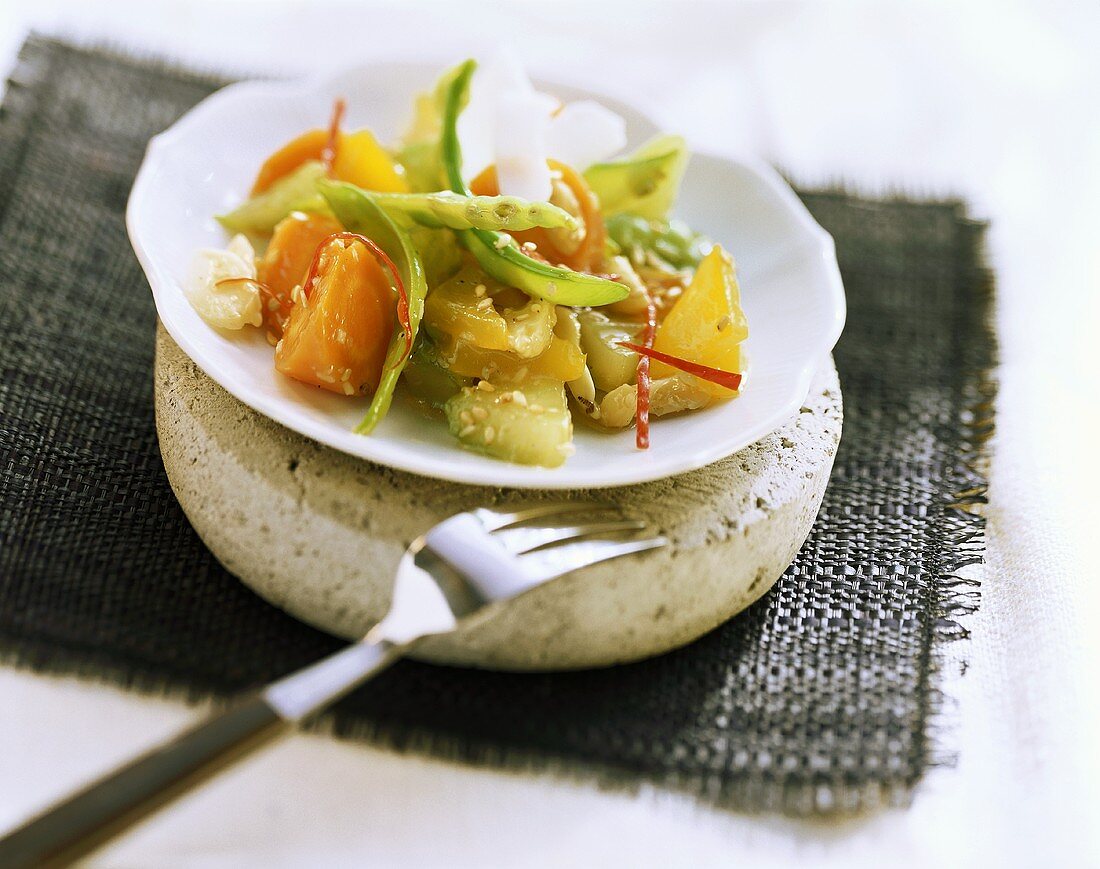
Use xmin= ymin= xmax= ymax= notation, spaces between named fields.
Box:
xmin=317 ymin=179 xmax=428 ymax=435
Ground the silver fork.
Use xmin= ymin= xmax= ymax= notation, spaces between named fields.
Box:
xmin=0 ymin=502 xmax=665 ymax=868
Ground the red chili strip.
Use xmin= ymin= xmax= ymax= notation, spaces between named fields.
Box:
xmin=633 ymin=294 xmax=657 ymax=450
xmin=618 ymin=342 xmax=744 ymax=392
xmin=322 ymin=98 xmax=346 ymax=176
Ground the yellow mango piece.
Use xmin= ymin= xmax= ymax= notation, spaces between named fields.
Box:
xmin=651 ymin=245 xmax=747 ymax=396
xmin=424 ymin=267 xmax=511 ymax=350
xmin=333 ymin=129 xmax=410 ymax=193
xmin=438 ymin=334 xmax=586 ymax=383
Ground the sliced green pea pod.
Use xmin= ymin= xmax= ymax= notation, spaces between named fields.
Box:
xmin=317 ymin=179 xmax=428 ymax=435
xmin=583 ymin=135 xmax=688 ymax=221
xmin=440 ymin=60 xmax=628 ymax=308
xmin=371 ymin=190 xmax=578 ymax=233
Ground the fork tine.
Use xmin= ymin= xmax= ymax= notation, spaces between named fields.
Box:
xmin=494 ymin=519 xmax=647 ymax=555
xmin=517 ymin=535 xmax=668 ymax=583
xmin=473 ymin=501 xmax=618 ymax=532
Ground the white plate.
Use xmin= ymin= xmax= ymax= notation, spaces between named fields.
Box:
xmin=127 ymin=61 xmax=845 ymax=490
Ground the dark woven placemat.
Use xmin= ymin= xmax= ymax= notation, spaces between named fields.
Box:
xmin=0 ymin=36 xmax=994 ymax=816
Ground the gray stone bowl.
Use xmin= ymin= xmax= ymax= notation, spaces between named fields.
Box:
xmin=154 ymin=324 xmax=841 ymax=671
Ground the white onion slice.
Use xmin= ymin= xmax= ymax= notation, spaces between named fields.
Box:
xmin=456 ymin=51 xmax=626 ymax=202
xmin=493 ymin=91 xmax=553 ymax=202
xmin=545 ymin=100 xmax=628 ymax=170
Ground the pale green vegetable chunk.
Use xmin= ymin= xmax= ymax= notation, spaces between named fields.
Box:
xmin=409 ymin=227 xmax=463 ymax=288
xmin=217 ymin=161 xmax=326 ymax=234
xmin=578 ymin=310 xmax=642 ymax=393
xmin=445 ymin=379 xmax=574 ymax=467
xmin=605 ymin=214 xmax=711 ymax=270
xmin=583 ymin=134 xmax=688 ymax=221
xmin=554 ymin=308 xmax=597 ymax=411
xmin=402 ymin=344 xmax=471 ymax=409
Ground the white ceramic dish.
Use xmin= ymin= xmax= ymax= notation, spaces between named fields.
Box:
xmin=127 ymin=61 xmax=845 ymax=489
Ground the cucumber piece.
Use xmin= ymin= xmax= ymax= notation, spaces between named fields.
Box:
xmin=445 ymin=379 xmax=574 ymax=467
xmin=402 ymin=344 xmax=470 ymax=409
xmin=578 ymin=309 xmax=641 ymax=392
xmin=217 ymin=161 xmax=327 ymax=235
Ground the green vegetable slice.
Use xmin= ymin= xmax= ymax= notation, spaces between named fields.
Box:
xmin=583 ymin=134 xmax=689 ymax=221
xmin=440 ymin=60 xmax=628 ymax=307
xmin=318 ymin=179 xmax=428 ymax=435
xmin=605 ymin=214 xmax=712 ymax=270
xmin=217 ymin=161 xmax=326 ymax=234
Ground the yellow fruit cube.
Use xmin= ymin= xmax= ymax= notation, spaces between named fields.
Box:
xmin=651 ymin=245 xmax=747 ymax=396
xmin=333 ymin=129 xmax=410 ymax=193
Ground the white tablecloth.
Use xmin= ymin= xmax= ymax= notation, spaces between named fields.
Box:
xmin=1 ymin=1 xmax=1098 ymax=866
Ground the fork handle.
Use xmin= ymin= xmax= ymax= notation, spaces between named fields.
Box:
xmin=0 ymin=640 xmax=400 ymax=868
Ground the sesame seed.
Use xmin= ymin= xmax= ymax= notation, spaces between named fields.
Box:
xmin=471 ymin=406 xmax=488 ymax=420
xmin=316 ymin=369 xmax=336 ymax=383
xmin=545 ymin=282 xmax=558 ymax=297
xmin=477 ymin=381 xmax=495 ymax=392
xmin=341 ymin=369 xmax=351 ymax=382
xmin=529 ymin=403 xmax=545 ymax=414
xmin=459 ymin=424 xmax=477 ymax=437
xmin=459 ymin=410 xmax=474 ymax=425
xmin=512 ymin=390 xmax=528 ymax=407
xmin=483 ymin=426 xmax=496 ymax=444
xmin=474 ymin=284 xmax=487 ymax=297
xmin=342 ymin=381 xmax=355 ymax=395
xmin=476 ymin=297 xmax=494 ymax=310
xmin=521 ymin=241 xmax=538 ymax=252
xmin=494 ymin=234 xmax=512 ymax=250
xmin=717 ymin=315 xmax=731 ymax=332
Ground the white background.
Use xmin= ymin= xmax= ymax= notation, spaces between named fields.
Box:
xmin=1 ymin=1 xmax=1099 ymax=866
